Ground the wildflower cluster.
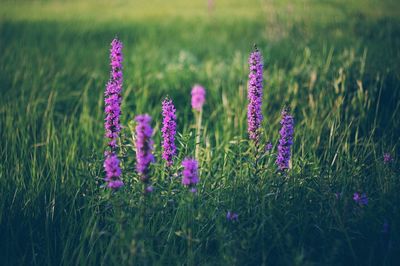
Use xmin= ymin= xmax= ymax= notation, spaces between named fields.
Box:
xmin=100 ymin=41 xmax=300 ymax=192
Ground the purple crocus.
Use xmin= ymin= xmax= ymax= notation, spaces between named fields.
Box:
xmin=181 ymin=158 xmax=199 ymax=187
xmin=104 ymin=38 xmax=123 ymax=150
xmin=226 ymin=211 xmax=239 ymax=221
xmin=276 ymin=107 xmax=294 ymax=171
xmin=135 ymin=114 xmax=154 ymax=183
xmin=247 ymin=47 xmax=263 ymax=142
xmin=191 ymin=85 xmax=206 ymax=111
xmin=353 ymin=192 xmax=368 ymax=206
xmin=104 ymin=153 xmax=124 ymax=189
xmin=161 ymin=97 xmax=177 ymax=167
xmin=383 ymin=153 xmax=393 ymax=164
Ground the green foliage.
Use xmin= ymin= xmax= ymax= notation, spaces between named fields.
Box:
xmin=0 ymin=0 xmax=399 ymax=265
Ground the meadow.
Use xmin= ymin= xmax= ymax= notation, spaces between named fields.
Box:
xmin=1 ymin=0 xmax=400 ymax=265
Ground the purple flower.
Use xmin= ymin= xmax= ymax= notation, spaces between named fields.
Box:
xmin=161 ymin=97 xmax=177 ymax=167
xmin=104 ymin=38 xmax=123 ymax=150
xmin=145 ymin=185 xmax=154 ymax=193
xmin=135 ymin=114 xmax=154 ymax=182
xmin=383 ymin=153 xmax=393 ymax=164
xmin=226 ymin=211 xmax=239 ymax=221
xmin=247 ymin=47 xmax=263 ymax=141
xmin=181 ymin=158 xmax=199 ymax=187
xmin=191 ymin=85 xmax=206 ymax=111
xmin=265 ymin=142 xmax=273 ymax=152
xmin=276 ymin=107 xmax=294 ymax=171
xmin=353 ymin=192 xmax=368 ymax=206
xmin=104 ymin=153 xmax=123 ymax=189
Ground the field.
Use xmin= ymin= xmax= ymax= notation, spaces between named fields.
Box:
xmin=1 ymin=0 xmax=400 ymax=265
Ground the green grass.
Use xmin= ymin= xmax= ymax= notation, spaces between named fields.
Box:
xmin=1 ymin=0 xmax=400 ymax=265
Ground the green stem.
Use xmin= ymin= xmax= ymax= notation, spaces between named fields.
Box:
xmin=195 ymin=109 xmax=202 ymax=160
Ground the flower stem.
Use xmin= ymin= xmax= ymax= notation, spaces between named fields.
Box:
xmin=195 ymin=109 xmax=202 ymax=160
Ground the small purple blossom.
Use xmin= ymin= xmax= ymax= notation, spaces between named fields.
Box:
xmin=104 ymin=153 xmax=123 ymax=189
xmin=135 ymin=114 xmax=154 ymax=182
xmin=191 ymin=85 xmax=206 ymax=111
xmin=265 ymin=142 xmax=273 ymax=152
xmin=161 ymin=97 xmax=177 ymax=167
xmin=182 ymin=158 xmax=199 ymax=187
xmin=104 ymin=38 xmax=123 ymax=150
xmin=383 ymin=153 xmax=393 ymax=164
xmin=145 ymin=185 xmax=154 ymax=193
xmin=247 ymin=47 xmax=263 ymax=142
xmin=226 ymin=211 xmax=239 ymax=221
xmin=276 ymin=107 xmax=294 ymax=171
xmin=353 ymin=192 xmax=368 ymax=206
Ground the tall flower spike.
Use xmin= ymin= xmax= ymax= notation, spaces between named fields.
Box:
xmin=191 ymin=84 xmax=206 ymax=111
xmin=276 ymin=106 xmax=294 ymax=171
xmin=103 ymin=38 xmax=124 ymax=189
xmin=135 ymin=114 xmax=154 ymax=183
xmin=181 ymin=158 xmax=199 ymax=188
xmin=161 ymin=97 xmax=177 ymax=167
xmin=247 ymin=46 xmax=263 ymax=142
xmin=104 ymin=38 xmax=123 ymax=150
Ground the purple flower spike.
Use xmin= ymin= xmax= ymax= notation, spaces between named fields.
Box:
xmin=161 ymin=97 xmax=177 ymax=167
xmin=103 ymin=38 xmax=124 ymax=189
xmin=247 ymin=47 xmax=263 ymax=142
xmin=182 ymin=158 xmax=199 ymax=187
xmin=104 ymin=38 xmax=123 ymax=150
xmin=226 ymin=211 xmax=239 ymax=221
xmin=383 ymin=153 xmax=393 ymax=164
xmin=191 ymin=85 xmax=206 ymax=111
xmin=276 ymin=107 xmax=294 ymax=171
xmin=104 ymin=153 xmax=123 ymax=189
xmin=353 ymin=192 xmax=368 ymax=206
xmin=135 ymin=114 xmax=154 ymax=183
